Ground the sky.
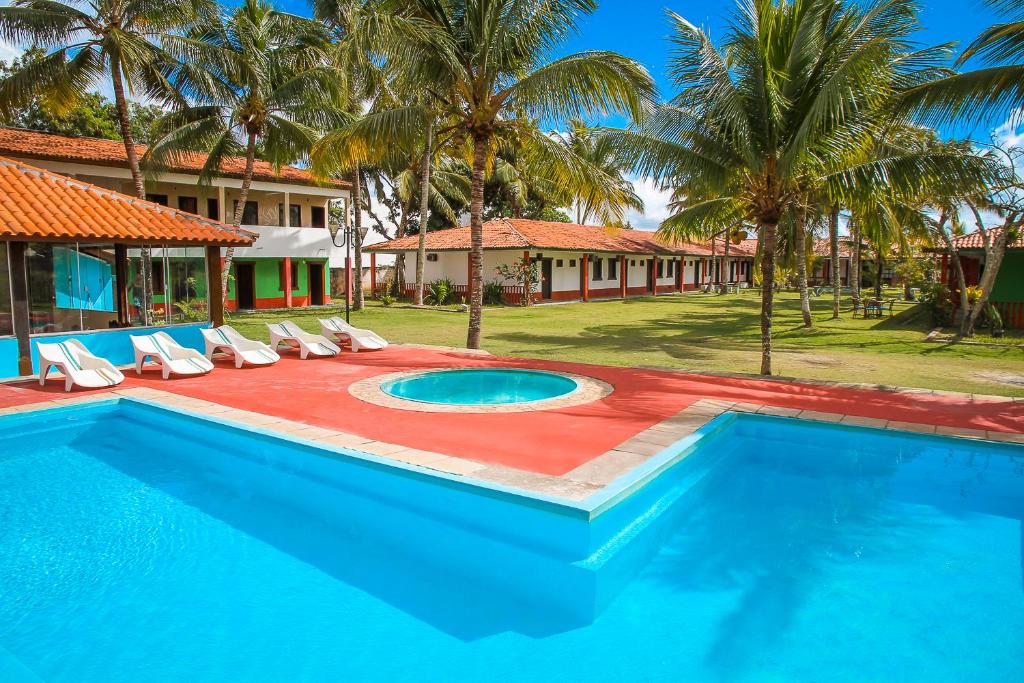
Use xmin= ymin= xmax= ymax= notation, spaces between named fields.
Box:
xmin=0 ymin=0 xmax=1017 ymax=232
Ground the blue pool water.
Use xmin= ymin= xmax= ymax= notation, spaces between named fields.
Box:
xmin=1 ymin=401 xmax=1022 ymax=682
xmin=381 ymin=368 xmax=578 ymax=405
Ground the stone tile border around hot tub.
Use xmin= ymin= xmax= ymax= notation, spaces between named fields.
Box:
xmin=2 ymin=388 xmax=1022 ymax=507
xmin=347 ymin=368 xmax=614 ymax=413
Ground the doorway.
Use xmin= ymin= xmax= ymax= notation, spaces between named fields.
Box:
xmin=646 ymin=259 xmax=655 ymax=293
xmin=308 ymin=262 xmax=325 ymax=306
xmin=235 ymin=262 xmax=255 ymax=310
xmin=540 ymin=258 xmax=553 ymax=300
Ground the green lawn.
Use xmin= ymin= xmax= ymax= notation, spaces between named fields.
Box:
xmin=228 ymin=291 xmax=1024 ymax=397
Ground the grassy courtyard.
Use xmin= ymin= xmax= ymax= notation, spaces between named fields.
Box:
xmin=228 ymin=291 xmax=1024 ymax=397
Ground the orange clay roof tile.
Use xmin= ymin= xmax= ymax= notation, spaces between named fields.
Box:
xmin=0 ymin=156 xmax=255 ymax=245
xmin=951 ymin=227 xmax=1024 ymax=250
xmin=0 ymin=127 xmax=346 ymax=189
xmin=367 ymin=218 xmax=756 ymax=257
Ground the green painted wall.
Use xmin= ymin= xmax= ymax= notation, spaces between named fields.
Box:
xmin=991 ymin=251 xmax=1024 ymax=302
xmin=228 ymin=257 xmax=329 ymax=302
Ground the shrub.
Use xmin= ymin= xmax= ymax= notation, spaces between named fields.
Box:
xmin=918 ymin=282 xmax=952 ymax=326
xmin=379 ymin=292 xmax=396 ymax=307
xmin=482 ymin=280 xmax=505 ymax=306
xmin=425 ymin=277 xmax=454 ymax=306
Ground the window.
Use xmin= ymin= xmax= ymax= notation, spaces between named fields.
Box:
xmin=177 ymin=196 xmax=198 ymax=214
xmin=233 ymin=200 xmax=258 ymax=225
xmin=151 ymin=259 xmax=165 ymax=294
xmin=290 ymin=204 xmax=302 ymax=227
xmin=0 ymin=243 xmax=12 ymax=336
xmin=167 ymin=247 xmax=207 ymax=323
xmin=26 ymin=243 xmax=119 ymax=333
xmin=311 ymin=206 xmax=326 ymax=228
xmin=207 ymin=198 xmax=220 ymax=221
xmin=291 ymin=261 xmax=300 ymax=291
xmin=631 ymin=259 xmax=636 ymax=266
xmin=593 ymin=257 xmax=604 ymax=281
xmin=657 ymin=259 xmax=664 ymax=277
xmin=146 ymin=194 xmax=169 ymax=206
xmin=426 ymin=253 xmax=438 ymax=262
xmin=555 ymin=259 xmax=563 ymax=268
xmin=608 ymin=257 xmax=618 ymax=279
xmin=569 ymin=259 xmax=576 ymax=267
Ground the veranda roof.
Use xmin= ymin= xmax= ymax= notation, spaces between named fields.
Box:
xmin=0 ymin=156 xmax=255 ymax=246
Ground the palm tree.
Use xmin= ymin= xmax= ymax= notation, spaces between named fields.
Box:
xmin=379 ymin=0 xmax=654 ymax=349
xmin=0 ymin=0 xmax=209 ymax=320
xmin=146 ymin=0 xmax=338 ymax=307
xmin=616 ymin=0 xmax=983 ymax=375
xmin=904 ymin=0 xmax=1024 ymax=124
xmin=561 ymin=120 xmax=643 ymax=226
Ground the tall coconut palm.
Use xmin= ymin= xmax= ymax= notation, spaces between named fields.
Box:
xmin=615 ymin=0 xmax=981 ymax=375
xmin=904 ymin=0 xmax=1024 ymax=124
xmin=561 ymin=120 xmax=643 ymax=226
xmin=375 ymin=0 xmax=655 ymax=349
xmin=0 ymin=0 xmax=209 ymax=321
xmin=146 ymin=0 xmax=338 ymax=307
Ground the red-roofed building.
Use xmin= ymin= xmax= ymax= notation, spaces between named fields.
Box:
xmin=0 ymin=156 xmax=255 ymax=377
xmin=0 ymin=128 xmax=350 ymax=311
xmin=938 ymin=227 xmax=1024 ymax=328
xmin=366 ymin=219 xmax=756 ymax=303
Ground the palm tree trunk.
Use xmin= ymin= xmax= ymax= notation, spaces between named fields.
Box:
xmin=466 ymin=132 xmax=487 ymax=349
xmin=110 ymin=55 xmax=152 ymax=325
xmin=874 ymin=248 xmax=883 ymax=299
xmin=938 ymin=219 xmax=969 ymax=328
xmin=352 ymin=164 xmax=364 ymax=311
xmin=760 ymin=220 xmax=777 ymax=375
xmin=222 ymin=131 xmax=257 ymax=308
xmin=415 ymin=118 xmax=433 ymax=305
xmin=851 ymin=220 xmax=861 ymax=302
xmin=829 ymin=206 xmax=840 ymax=319
xmin=795 ymin=206 xmax=812 ymax=327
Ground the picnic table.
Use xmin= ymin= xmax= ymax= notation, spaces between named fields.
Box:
xmin=854 ymin=298 xmax=895 ymax=318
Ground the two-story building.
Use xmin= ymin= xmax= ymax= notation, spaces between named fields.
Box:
xmin=0 ymin=128 xmax=350 ymax=312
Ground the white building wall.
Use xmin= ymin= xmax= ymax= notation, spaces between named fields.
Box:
xmin=626 ymin=256 xmax=650 ymax=290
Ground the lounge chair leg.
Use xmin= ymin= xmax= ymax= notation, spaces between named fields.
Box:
xmin=300 ymin=347 xmax=309 ymax=360
xmin=39 ymin=364 xmax=50 ymax=386
xmin=162 ymin=364 xmax=171 ymax=380
xmin=65 ymin=375 xmax=74 ymax=392
xmin=135 ymin=354 xmax=146 ymax=375
xmin=235 ymin=355 xmax=244 ymax=369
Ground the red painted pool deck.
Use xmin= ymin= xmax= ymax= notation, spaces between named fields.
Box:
xmin=1 ymin=345 xmax=1021 ymax=476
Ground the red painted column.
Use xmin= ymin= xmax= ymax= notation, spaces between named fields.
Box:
xmin=619 ymin=255 xmax=627 ymax=299
xmin=370 ymin=252 xmax=377 ymax=298
xmin=283 ymin=257 xmax=293 ymax=308
xmin=581 ymin=254 xmax=590 ymax=302
xmin=678 ymin=257 xmax=684 ymax=292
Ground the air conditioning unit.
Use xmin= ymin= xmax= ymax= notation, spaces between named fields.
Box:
xmin=426 ymin=253 xmax=438 ymax=262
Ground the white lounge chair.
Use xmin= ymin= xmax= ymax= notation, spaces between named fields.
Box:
xmin=201 ymin=325 xmax=280 ymax=368
xmin=131 ymin=332 xmax=214 ymax=379
xmin=318 ymin=316 xmax=388 ymax=352
xmin=267 ymin=321 xmax=340 ymax=359
xmin=37 ymin=339 xmax=125 ymax=392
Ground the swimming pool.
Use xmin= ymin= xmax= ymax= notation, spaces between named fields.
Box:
xmin=1 ymin=400 xmax=1021 ymax=681
xmin=381 ymin=368 xmax=579 ymax=405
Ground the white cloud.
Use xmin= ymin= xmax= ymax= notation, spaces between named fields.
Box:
xmin=0 ymin=37 xmax=23 ymax=63
xmin=993 ymin=108 xmax=1024 ymax=148
xmin=625 ymin=175 xmax=672 ymax=230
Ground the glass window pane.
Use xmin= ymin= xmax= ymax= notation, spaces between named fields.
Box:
xmin=0 ymin=242 xmax=12 ymax=336
xmin=126 ymin=245 xmax=163 ymax=327
xmin=26 ymin=243 xmax=82 ymax=333
xmin=168 ymin=247 xmax=208 ymax=323
xmin=75 ymin=244 xmax=118 ymax=331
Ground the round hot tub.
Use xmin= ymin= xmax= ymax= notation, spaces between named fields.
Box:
xmin=381 ymin=368 xmax=579 ymax=406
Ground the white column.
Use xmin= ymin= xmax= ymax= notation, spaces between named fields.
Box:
xmin=217 ymin=185 xmax=226 ymax=222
